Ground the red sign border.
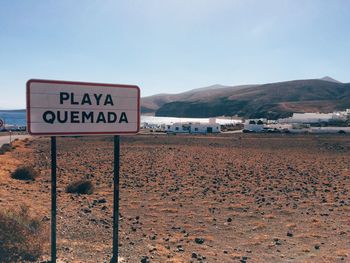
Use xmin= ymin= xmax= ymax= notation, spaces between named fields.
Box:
xmin=26 ymin=79 xmax=140 ymax=136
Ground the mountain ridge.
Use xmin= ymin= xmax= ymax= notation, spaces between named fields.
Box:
xmin=142 ymin=77 xmax=350 ymax=119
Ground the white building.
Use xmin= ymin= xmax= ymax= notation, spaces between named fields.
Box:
xmin=166 ymin=119 xmax=220 ymax=134
xmin=278 ymin=111 xmax=348 ymax=124
xmin=243 ymin=119 xmax=267 ymax=132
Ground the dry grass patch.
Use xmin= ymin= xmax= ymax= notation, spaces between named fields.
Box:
xmin=66 ymin=180 xmax=94 ymax=195
xmin=11 ymin=166 xmax=39 ymax=181
xmin=0 ymin=206 xmax=48 ymax=262
xmin=0 ymin=143 xmax=13 ymax=155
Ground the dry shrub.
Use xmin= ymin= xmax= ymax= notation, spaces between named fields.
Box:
xmin=0 ymin=143 xmax=13 ymax=154
xmin=0 ymin=206 xmax=48 ymax=262
xmin=11 ymin=166 xmax=38 ymax=181
xmin=66 ymin=180 xmax=94 ymax=195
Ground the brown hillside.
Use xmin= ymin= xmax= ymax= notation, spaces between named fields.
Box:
xmin=141 ymin=85 xmax=256 ymax=115
xmin=145 ymin=78 xmax=350 ymax=119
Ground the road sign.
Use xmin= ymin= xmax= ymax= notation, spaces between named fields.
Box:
xmin=26 ymin=79 xmax=140 ymax=135
xmin=26 ymin=79 xmax=140 ymax=263
xmin=0 ymin=119 xmax=3 ymax=128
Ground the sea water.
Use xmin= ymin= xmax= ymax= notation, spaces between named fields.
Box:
xmin=0 ymin=110 xmax=26 ymax=126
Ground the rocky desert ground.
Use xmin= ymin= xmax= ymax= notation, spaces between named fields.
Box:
xmin=0 ymin=134 xmax=350 ymax=262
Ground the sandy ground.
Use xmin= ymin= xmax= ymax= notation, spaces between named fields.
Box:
xmin=0 ymin=134 xmax=350 ymax=263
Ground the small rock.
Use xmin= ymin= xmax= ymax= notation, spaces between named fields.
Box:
xmin=82 ymin=208 xmax=91 ymax=213
xmin=42 ymin=216 xmax=50 ymax=221
xmin=140 ymin=256 xmax=150 ymax=263
xmin=287 ymin=232 xmax=293 ymax=237
xmin=149 ymin=246 xmax=157 ymax=253
xmin=275 ymin=239 xmax=282 ymax=246
xmin=98 ymin=198 xmax=107 ymax=204
xmin=195 ymin=238 xmax=205 ymax=244
xmin=177 ymin=245 xmax=184 ymax=252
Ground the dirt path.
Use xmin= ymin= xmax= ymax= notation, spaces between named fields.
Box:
xmin=0 ymin=134 xmax=31 ymax=147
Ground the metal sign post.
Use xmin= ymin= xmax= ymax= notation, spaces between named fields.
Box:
xmin=51 ymin=137 xmax=57 ymax=262
xmin=112 ymin=135 xmax=120 ymax=263
xmin=51 ymin=137 xmax=57 ymax=263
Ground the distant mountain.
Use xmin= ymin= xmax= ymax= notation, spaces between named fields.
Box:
xmin=320 ymin=76 xmax=342 ymax=83
xmin=141 ymin=77 xmax=350 ymax=119
xmin=141 ymin=84 xmax=257 ymax=114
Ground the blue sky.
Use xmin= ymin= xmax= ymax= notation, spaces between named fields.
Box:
xmin=1 ymin=0 xmax=350 ymax=108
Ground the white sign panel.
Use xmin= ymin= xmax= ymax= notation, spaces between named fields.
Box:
xmin=27 ymin=79 xmax=140 ymax=135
